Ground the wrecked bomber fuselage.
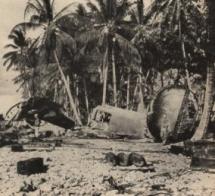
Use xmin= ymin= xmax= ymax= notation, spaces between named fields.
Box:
xmin=5 ymin=97 xmax=75 ymax=129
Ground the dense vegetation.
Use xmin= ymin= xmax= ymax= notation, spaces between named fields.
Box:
xmin=3 ymin=0 xmax=215 ymax=138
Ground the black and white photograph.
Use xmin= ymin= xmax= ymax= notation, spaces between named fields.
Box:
xmin=0 ymin=0 xmax=215 ymax=195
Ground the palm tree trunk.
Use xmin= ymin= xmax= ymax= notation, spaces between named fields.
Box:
xmin=102 ymin=65 xmax=108 ymax=105
xmin=32 ymin=67 xmax=36 ymax=97
xmin=179 ymin=18 xmax=191 ymax=90
xmin=160 ymin=72 xmax=164 ymax=87
xmin=22 ymin=68 xmax=31 ymax=98
xmin=83 ymin=78 xmax=89 ymax=116
xmin=74 ymin=75 xmax=81 ymax=118
xmin=126 ymin=73 xmax=131 ymax=109
xmin=63 ymin=81 xmax=69 ymax=116
xmin=22 ymin=65 xmax=33 ymax=98
xmin=102 ymin=48 xmax=108 ymax=105
xmin=192 ymin=0 xmax=215 ymax=140
xmin=137 ymin=67 xmax=145 ymax=112
xmin=192 ymin=63 xmax=215 ymax=140
xmin=26 ymin=83 xmax=32 ymax=98
xmin=54 ymin=83 xmax=57 ymax=102
xmin=137 ymin=0 xmax=144 ymax=25
xmin=132 ymin=77 xmax=139 ymax=109
xmin=151 ymin=69 xmax=155 ymax=96
xmin=181 ymin=38 xmax=191 ymax=89
xmin=53 ymin=51 xmax=82 ymax=125
xmin=137 ymin=87 xmax=145 ymax=112
xmin=112 ymin=39 xmax=117 ymax=107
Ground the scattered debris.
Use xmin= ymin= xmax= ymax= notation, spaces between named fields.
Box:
xmin=0 ymin=137 xmax=213 ymax=195
xmin=169 ymin=140 xmax=203 ymax=156
xmin=129 ymin=152 xmax=147 ymax=167
xmin=169 ymin=144 xmax=185 ymax=155
xmin=11 ymin=144 xmax=24 ymax=152
xmin=191 ymin=157 xmax=215 ymax=169
xmin=184 ymin=140 xmax=215 ymax=169
xmin=19 ymin=178 xmax=46 ymax=193
xmin=39 ymin=130 xmax=53 ymax=138
xmin=151 ymin=184 xmax=166 ymax=190
xmin=55 ymin=139 xmax=63 ymax=147
xmin=117 ymin=152 xmax=132 ymax=166
xmin=113 ymin=166 xmax=156 ymax=173
xmin=150 ymin=172 xmax=172 ymax=179
xmin=105 ymin=152 xmax=148 ymax=167
xmin=105 ymin=152 xmax=118 ymax=166
xmin=17 ymin=157 xmax=48 ymax=175
xmin=103 ymin=176 xmax=134 ymax=194
xmin=19 ymin=180 xmax=37 ymax=193
xmin=0 ymin=127 xmax=18 ymax=147
xmin=92 ymin=192 xmax=102 ymax=196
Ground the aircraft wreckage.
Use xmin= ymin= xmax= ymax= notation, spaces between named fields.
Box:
xmin=147 ymin=85 xmax=199 ymax=144
xmin=5 ymin=97 xmax=75 ymax=129
xmin=89 ymin=85 xmax=199 ymax=143
xmin=3 ymin=85 xmax=204 ymax=144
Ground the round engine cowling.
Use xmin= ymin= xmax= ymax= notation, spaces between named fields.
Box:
xmin=147 ymin=85 xmax=198 ymax=144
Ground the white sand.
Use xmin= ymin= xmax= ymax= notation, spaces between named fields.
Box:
xmin=0 ymin=138 xmax=214 ymax=196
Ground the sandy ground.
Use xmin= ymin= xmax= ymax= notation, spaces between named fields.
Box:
xmin=0 ymin=137 xmax=215 ymax=196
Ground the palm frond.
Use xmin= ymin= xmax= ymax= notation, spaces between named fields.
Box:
xmin=13 ymin=71 xmax=31 ymax=84
xmin=98 ymin=29 xmax=108 ymax=48
xmin=6 ymin=56 xmax=18 ymax=71
xmin=137 ymin=0 xmax=144 ymax=24
xmin=87 ymin=1 xmax=100 ymax=13
xmin=43 ymin=0 xmax=53 ymax=21
xmin=3 ymin=51 xmax=18 ymax=59
xmin=116 ymin=0 xmax=130 ymax=22
xmin=10 ymin=28 xmax=25 ymax=37
xmin=76 ymin=28 xmax=101 ymax=48
xmin=32 ymin=0 xmax=44 ymax=11
xmin=58 ymin=30 xmax=76 ymax=50
xmin=144 ymin=0 xmax=168 ymax=24
xmin=95 ymin=0 xmax=107 ymax=19
xmin=24 ymin=2 xmax=41 ymax=19
xmin=115 ymin=33 xmax=141 ymax=67
xmin=8 ymin=29 xmax=26 ymax=46
xmin=3 ymin=56 xmax=13 ymax=67
xmin=8 ymin=34 xmax=17 ymax=40
xmin=29 ymin=37 xmax=40 ymax=51
xmin=11 ymin=22 xmax=41 ymax=34
xmin=51 ymin=0 xmax=55 ymax=12
xmin=29 ymin=15 xmax=41 ymax=23
xmin=76 ymin=4 xmax=87 ymax=16
xmin=129 ymin=8 xmax=138 ymax=24
xmin=53 ymin=2 xmax=77 ymax=21
xmin=87 ymin=1 xmax=105 ymax=22
xmin=4 ymin=44 xmax=18 ymax=49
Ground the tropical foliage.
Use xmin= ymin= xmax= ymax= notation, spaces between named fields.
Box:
xmin=2 ymin=0 xmax=214 ymax=137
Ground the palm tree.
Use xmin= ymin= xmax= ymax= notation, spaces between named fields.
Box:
xmin=3 ymin=28 xmax=38 ymax=97
xmin=192 ymin=0 xmax=215 ymax=140
xmin=144 ymin=0 xmax=205 ymax=90
xmin=3 ymin=29 xmax=28 ymax=70
xmin=79 ymin=0 xmax=141 ymax=106
xmin=19 ymin=0 xmax=83 ymax=125
xmin=130 ymin=0 xmax=163 ymax=111
xmin=143 ymin=0 xmax=214 ymax=139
